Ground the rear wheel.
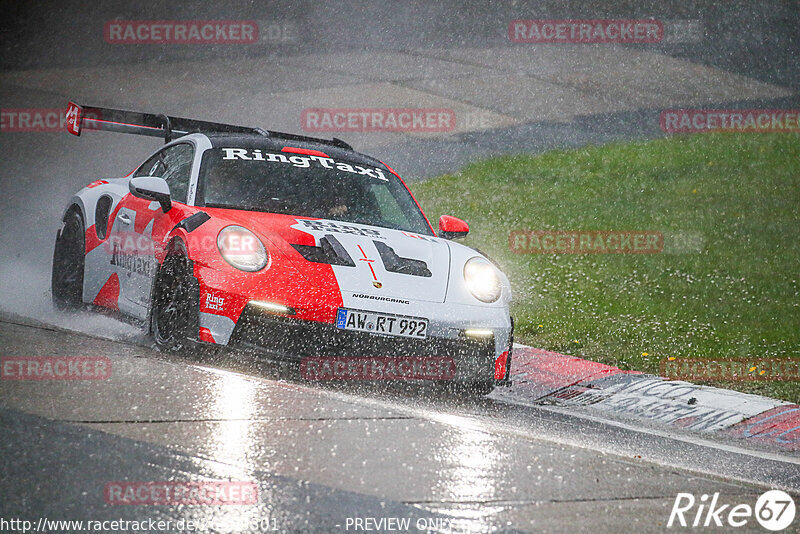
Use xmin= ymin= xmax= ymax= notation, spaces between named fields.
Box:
xmin=51 ymin=209 xmax=85 ymax=310
xmin=151 ymin=250 xmax=193 ymax=352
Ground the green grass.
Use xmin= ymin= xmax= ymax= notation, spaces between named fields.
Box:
xmin=412 ymin=133 xmax=800 ymax=403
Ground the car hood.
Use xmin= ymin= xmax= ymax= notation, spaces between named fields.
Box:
xmin=204 ymin=210 xmax=451 ymax=304
xmin=287 ymin=217 xmax=451 ymax=304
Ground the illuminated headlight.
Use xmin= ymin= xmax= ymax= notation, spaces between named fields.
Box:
xmin=217 ymin=226 xmax=268 ymax=272
xmin=463 ymin=257 xmax=502 ymax=303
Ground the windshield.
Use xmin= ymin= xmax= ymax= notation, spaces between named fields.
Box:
xmin=197 ymin=148 xmax=433 ymax=235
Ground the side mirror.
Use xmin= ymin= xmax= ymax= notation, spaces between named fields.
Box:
xmin=438 ymin=215 xmax=469 ymax=240
xmin=129 ymin=176 xmax=171 ymax=212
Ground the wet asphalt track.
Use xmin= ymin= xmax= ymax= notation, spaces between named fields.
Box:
xmin=1 ymin=1 xmax=799 ymax=532
xmin=1 ymin=312 xmax=798 ymax=533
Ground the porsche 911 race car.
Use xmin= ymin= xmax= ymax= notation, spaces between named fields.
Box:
xmin=52 ymin=102 xmax=513 ymax=393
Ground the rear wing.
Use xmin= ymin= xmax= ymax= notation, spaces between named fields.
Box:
xmin=65 ymin=101 xmax=265 ymax=143
xmin=64 ymin=101 xmax=353 ymax=150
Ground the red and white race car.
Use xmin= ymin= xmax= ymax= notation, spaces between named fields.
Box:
xmin=52 ymin=103 xmax=512 ymax=393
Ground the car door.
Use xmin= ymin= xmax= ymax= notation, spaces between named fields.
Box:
xmin=109 ymin=142 xmax=195 ymax=318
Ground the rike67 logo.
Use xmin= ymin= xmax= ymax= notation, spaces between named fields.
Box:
xmin=668 ymin=490 xmax=796 ymax=531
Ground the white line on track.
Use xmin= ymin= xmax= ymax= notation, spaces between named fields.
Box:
xmin=193 ymin=364 xmax=800 ymax=492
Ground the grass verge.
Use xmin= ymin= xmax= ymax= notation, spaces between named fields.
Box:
xmin=412 ymin=133 xmax=800 ymax=402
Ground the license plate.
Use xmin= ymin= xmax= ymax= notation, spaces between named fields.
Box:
xmin=336 ymin=308 xmax=428 ymax=339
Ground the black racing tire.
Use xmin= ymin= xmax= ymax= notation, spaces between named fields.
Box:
xmin=150 ymin=250 xmax=193 ymax=352
xmin=51 ymin=209 xmax=86 ymax=311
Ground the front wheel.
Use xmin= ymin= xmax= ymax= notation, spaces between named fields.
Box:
xmin=51 ymin=209 xmax=85 ymax=311
xmin=150 ymin=251 xmax=194 ymax=352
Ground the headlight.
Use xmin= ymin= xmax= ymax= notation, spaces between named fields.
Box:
xmin=463 ymin=257 xmax=502 ymax=303
xmin=217 ymin=226 xmax=268 ymax=272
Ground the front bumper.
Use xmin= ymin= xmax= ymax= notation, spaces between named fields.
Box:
xmin=227 ymin=303 xmax=502 ymax=383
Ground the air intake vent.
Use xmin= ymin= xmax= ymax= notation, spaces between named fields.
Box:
xmin=292 ymin=235 xmax=355 ymax=266
xmin=373 ymin=241 xmax=431 ymax=277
